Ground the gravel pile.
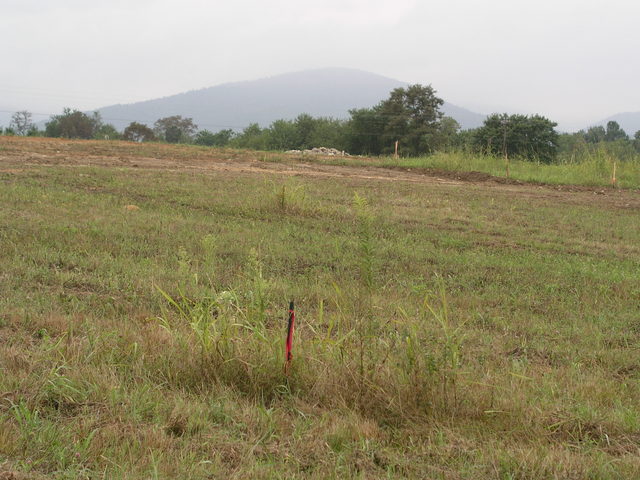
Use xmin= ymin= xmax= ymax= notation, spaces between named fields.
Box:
xmin=286 ymin=147 xmax=350 ymax=156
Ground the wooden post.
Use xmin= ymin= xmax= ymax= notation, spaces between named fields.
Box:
xmin=611 ymin=161 xmax=617 ymax=188
xmin=502 ymin=118 xmax=510 ymax=178
xmin=394 ymin=140 xmax=399 ymax=159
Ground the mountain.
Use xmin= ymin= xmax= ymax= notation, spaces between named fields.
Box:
xmin=591 ymin=112 xmax=640 ymax=136
xmin=94 ymin=68 xmax=486 ymax=132
xmin=439 ymin=102 xmax=486 ymax=131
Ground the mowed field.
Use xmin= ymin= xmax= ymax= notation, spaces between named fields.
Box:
xmin=1 ymin=137 xmax=639 ymax=479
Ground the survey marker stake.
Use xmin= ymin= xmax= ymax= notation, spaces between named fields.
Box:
xmin=284 ymin=301 xmax=295 ymax=375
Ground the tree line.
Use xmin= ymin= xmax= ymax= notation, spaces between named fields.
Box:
xmin=3 ymin=87 xmax=640 ymax=163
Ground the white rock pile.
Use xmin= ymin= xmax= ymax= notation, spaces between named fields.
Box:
xmin=286 ymin=147 xmax=350 ymax=156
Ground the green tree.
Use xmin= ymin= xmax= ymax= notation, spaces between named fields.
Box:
xmin=378 ymin=84 xmax=445 ymax=156
xmin=123 ymin=122 xmax=155 ymax=142
xmin=26 ymin=125 xmax=40 ymax=136
xmin=584 ymin=126 xmax=606 ymax=143
xmin=604 ymin=121 xmax=628 ymax=142
xmin=474 ymin=113 xmax=559 ymax=163
xmin=344 ymin=84 xmax=446 ymax=156
xmin=344 ymin=107 xmax=384 ymax=155
xmin=165 ymin=125 xmax=182 ymax=143
xmin=153 ymin=115 xmax=197 ymax=143
xmin=45 ymin=109 xmax=102 ymax=139
xmin=433 ymin=116 xmax=461 ymax=150
xmin=605 ymin=138 xmax=637 ymax=161
xmin=194 ymin=129 xmax=235 ymax=147
xmin=267 ymin=119 xmax=300 ymax=150
xmin=230 ymin=123 xmax=268 ymax=150
xmin=557 ymin=132 xmax=589 ymax=162
xmin=308 ymin=117 xmax=347 ymax=150
xmin=95 ymin=123 xmax=121 ymax=140
xmin=449 ymin=128 xmax=476 ymax=151
xmin=10 ymin=110 xmax=33 ymax=136
xmin=294 ymin=114 xmax=316 ymax=149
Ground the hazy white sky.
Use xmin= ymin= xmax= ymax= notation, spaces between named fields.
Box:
xmin=1 ymin=0 xmax=639 ymax=130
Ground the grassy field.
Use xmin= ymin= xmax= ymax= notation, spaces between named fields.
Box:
xmin=1 ymin=137 xmax=639 ymax=479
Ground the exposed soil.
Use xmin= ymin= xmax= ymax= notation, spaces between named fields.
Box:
xmin=1 ymin=136 xmax=639 ymax=210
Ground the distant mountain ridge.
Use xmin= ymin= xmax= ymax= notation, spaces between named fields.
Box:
xmin=94 ymin=68 xmax=487 ymax=131
xmin=3 ymin=71 xmax=639 ymax=136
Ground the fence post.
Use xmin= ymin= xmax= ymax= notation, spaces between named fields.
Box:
xmin=611 ymin=161 xmax=617 ymax=188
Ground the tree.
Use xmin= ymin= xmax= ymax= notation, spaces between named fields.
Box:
xmin=95 ymin=123 xmax=121 ymax=140
xmin=294 ymin=114 xmax=316 ymax=149
xmin=230 ymin=123 xmax=268 ymax=150
xmin=344 ymin=107 xmax=384 ymax=155
xmin=45 ymin=109 xmax=102 ymax=139
xmin=584 ymin=126 xmax=606 ymax=143
xmin=344 ymin=84 xmax=446 ymax=156
xmin=26 ymin=125 xmax=40 ymax=136
xmin=165 ymin=125 xmax=182 ymax=143
xmin=378 ymin=84 xmax=445 ymax=156
xmin=307 ymin=117 xmax=347 ymax=151
xmin=434 ymin=116 xmax=461 ymax=150
xmin=266 ymin=119 xmax=300 ymax=150
xmin=604 ymin=121 xmax=628 ymax=142
xmin=10 ymin=111 xmax=34 ymax=136
xmin=450 ymin=128 xmax=476 ymax=151
xmin=474 ymin=113 xmax=559 ymax=163
xmin=194 ymin=129 xmax=234 ymax=147
xmin=633 ymin=130 xmax=640 ymax=153
xmin=557 ymin=132 xmax=589 ymax=161
xmin=153 ymin=115 xmax=197 ymax=143
xmin=123 ymin=122 xmax=155 ymax=142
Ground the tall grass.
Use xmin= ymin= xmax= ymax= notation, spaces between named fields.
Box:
xmin=377 ymin=150 xmax=640 ymax=188
xmin=149 ymin=195 xmax=472 ymax=427
xmin=302 ymin=148 xmax=640 ymax=188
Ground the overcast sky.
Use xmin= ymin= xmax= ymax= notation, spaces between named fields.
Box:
xmin=1 ymin=0 xmax=639 ymax=131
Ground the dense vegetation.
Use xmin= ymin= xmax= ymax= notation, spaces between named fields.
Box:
xmin=3 ymin=86 xmax=640 ymax=164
